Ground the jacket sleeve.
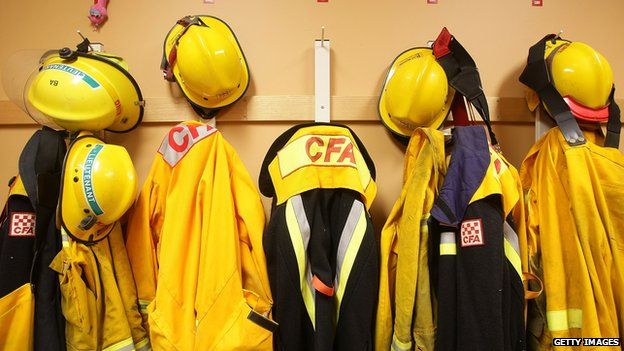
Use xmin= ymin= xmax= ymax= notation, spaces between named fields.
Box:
xmin=125 ymin=167 xmax=165 ymax=330
xmin=393 ymin=146 xmax=438 ymax=351
xmin=110 ymin=224 xmax=151 ymax=349
xmin=228 ymin=147 xmax=273 ymax=315
xmin=375 ymin=207 xmax=399 ymax=351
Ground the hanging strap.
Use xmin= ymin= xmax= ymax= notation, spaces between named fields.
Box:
xmin=519 ymin=34 xmax=585 ymax=146
xmin=433 ymin=27 xmax=498 ymax=145
xmin=18 ymin=128 xmax=67 ymax=287
xmin=519 ymin=34 xmax=621 ymax=148
xmin=605 ymin=88 xmax=621 ymax=148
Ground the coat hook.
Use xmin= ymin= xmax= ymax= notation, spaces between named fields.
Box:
xmin=76 ymin=30 xmax=95 ymax=51
xmin=77 ymin=30 xmax=87 ymax=41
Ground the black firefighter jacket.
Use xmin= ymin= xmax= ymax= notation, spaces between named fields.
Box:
xmin=259 ymin=123 xmax=379 ymax=351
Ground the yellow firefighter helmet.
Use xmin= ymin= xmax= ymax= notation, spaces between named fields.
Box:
xmin=162 ymin=15 xmax=249 ymax=118
xmin=27 ymin=47 xmax=144 ymax=132
xmin=59 ymin=132 xmax=137 ymax=243
xmin=379 ymin=48 xmax=454 ymax=140
xmin=524 ymin=38 xmax=614 ymax=123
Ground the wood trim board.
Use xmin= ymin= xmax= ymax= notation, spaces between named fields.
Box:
xmin=1 ymin=96 xmax=621 ymax=126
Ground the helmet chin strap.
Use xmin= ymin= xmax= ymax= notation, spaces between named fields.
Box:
xmin=520 ymin=34 xmax=621 ymax=148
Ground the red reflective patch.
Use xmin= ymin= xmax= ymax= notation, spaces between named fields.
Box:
xmin=532 ymin=0 xmax=543 ymax=6
xmin=427 ymin=0 xmax=438 ymax=3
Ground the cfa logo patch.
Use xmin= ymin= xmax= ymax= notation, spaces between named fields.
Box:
xmin=460 ymin=218 xmax=484 ymax=247
xmin=158 ymin=123 xmax=217 ymax=167
xmin=9 ymin=212 xmax=36 ymax=237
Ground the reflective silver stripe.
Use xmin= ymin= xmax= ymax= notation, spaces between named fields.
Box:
xmin=291 ymin=195 xmax=311 ymax=249
xmin=391 ymin=335 xmax=412 ymax=351
xmin=440 ymin=231 xmax=457 ymax=255
xmin=290 ymin=195 xmax=315 ymax=299
xmin=138 ymin=299 xmax=150 ymax=313
xmin=135 ymin=340 xmax=151 ymax=351
xmin=116 ymin=344 xmax=135 ymax=351
xmin=61 ymin=228 xmax=70 ymax=248
xmin=334 ymin=200 xmax=365 ymax=290
xmin=440 ymin=231 xmax=455 ymax=244
xmin=503 ymin=222 xmax=520 ymax=255
xmin=102 ymin=338 xmax=135 ymax=351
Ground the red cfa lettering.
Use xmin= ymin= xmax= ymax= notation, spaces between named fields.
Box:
xmin=325 ymin=138 xmax=345 ymax=162
xmin=306 ymin=137 xmax=324 ymax=162
xmin=13 ymin=227 xmax=33 ymax=235
xmin=305 ymin=136 xmax=357 ymax=165
xmin=337 ymin=143 xmax=355 ymax=163
xmin=168 ymin=126 xmax=189 ymax=152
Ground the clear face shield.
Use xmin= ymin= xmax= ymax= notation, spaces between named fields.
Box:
xmin=2 ymin=35 xmax=109 ymax=131
xmin=1 ymin=49 xmax=63 ymax=129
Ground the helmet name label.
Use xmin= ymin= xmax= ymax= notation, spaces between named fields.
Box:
xmin=83 ymin=144 xmax=105 ymax=216
xmin=158 ymin=123 xmax=217 ymax=167
xmin=277 ymin=134 xmax=364 ymax=178
xmin=43 ymin=64 xmax=101 ymax=89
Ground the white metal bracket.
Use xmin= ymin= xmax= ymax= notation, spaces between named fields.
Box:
xmin=315 ymin=27 xmax=330 ymax=123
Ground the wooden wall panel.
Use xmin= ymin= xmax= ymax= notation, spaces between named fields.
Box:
xmin=1 ymin=0 xmax=624 ymax=224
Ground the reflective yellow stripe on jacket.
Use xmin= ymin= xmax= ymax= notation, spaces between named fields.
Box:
xmin=439 ymin=231 xmax=456 ymax=256
xmin=285 ymin=194 xmax=369 ymax=327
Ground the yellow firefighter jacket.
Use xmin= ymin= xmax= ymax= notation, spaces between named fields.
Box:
xmin=521 ymin=128 xmax=624 ymax=350
xmin=0 ymin=177 xmax=35 ymax=351
xmin=125 ymin=121 xmax=275 ymax=351
xmin=376 ymin=128 xmax=446 ymax=351
xmin=50 ymin=223 xmax=149 ymax=351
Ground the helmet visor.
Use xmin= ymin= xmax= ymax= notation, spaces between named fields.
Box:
xmin=1 ymin=49 xmax=65 ymax=129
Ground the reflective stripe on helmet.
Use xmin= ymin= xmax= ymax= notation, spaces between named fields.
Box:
xmin=82 ymin=144 xmax=105 ymax=216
